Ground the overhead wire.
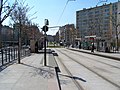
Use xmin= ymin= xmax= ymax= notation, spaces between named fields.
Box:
xmin=57 ymin=0 xmax=75 ymax=25
xmin=97 ymin=0 xmax=108 ymax=5
xmin=57 ymin=0 xmax=107 ymax=25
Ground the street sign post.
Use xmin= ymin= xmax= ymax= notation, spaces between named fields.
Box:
xmin=43 ymin=19 xmax=49 ymax=66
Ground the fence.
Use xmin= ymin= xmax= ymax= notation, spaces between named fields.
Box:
xmin=0 ymin=47 xmax=31 ymax=66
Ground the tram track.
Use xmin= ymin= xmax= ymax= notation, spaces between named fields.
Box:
xmin=55 ymin=49 xmax=120 ymax=89
xmin=56 ymin=55 xmax=85 ymax=90
xmin=63 ymin=49 xmax=120 ymax=69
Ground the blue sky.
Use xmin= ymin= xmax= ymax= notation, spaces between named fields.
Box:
xmin=3 ymin=0 xmax=118 ymax=35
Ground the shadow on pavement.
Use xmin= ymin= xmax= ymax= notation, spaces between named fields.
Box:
xmin=53 ymin=52 xmax=58 ymax=56
xmin=21 ymin=63 xmax=55 ymax=79
xmin=59 ymin=74 xmax=86 ymax=82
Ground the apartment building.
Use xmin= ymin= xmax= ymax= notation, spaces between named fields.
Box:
xmin=59 ymin=26 xmax=65 ymax=44
xmin=55 ymin=31 xmax=59 ymax=44
xmin=59 ymin=24 xmax=77 ymax=46
xmin=76 ymin=1 xmax=120 ymax=51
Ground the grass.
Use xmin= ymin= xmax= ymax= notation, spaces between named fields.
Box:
xmin=47 ymin=46 xmax=64 ymax=48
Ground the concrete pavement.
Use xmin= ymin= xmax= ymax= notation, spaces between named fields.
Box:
xmin=0 ymin=52 xmax=59 ymax=90
xmin=0 ymin=48 xmax=120 ymax=90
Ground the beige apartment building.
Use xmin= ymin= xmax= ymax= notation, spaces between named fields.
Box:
xmin=59 ymin=24 xmax=77 ymax=47
xmin=76 ymin=1 xmax=120 ymax=51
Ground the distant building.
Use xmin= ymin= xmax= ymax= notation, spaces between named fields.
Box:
xmin=59 ymin=24 xmax=77 ymax=46
xmin=13 ymin=24 xmax=43 ymax=46
xmin=47 ymin=35 xmax=54 ymax=42
xmin=28 ymin=25 xmax=41 ymax=41
xmin=2 ymin=25 xmax=14 ymax=46
xmin=59 ymin=26 xmax=65 ymax=44
xmin=55 ymin=31 xmax=59 ymax=44
xmin=76 ymin=1 xmax=120 ymax=51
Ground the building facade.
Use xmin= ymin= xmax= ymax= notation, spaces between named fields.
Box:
xmin=2 ymin=25 xmax=14 ymax=46
xmin=59 ymin=24 xmax=77 ymax=46
xmin=76 ymin=1 xmax=120 ymax=51
xmin=55 ymin=31 xmax=59 ymax=44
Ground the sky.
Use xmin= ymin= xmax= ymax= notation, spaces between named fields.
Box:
xmin=3 ymin=0 xmax=119 ymax=35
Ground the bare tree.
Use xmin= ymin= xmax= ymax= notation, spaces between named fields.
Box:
xmin=110 ymin=15 xmax=120 ymax=51
xmin=0 ymin=0 xmax=17 ymax=48
xmin=10 ymin=0 xmax=32 ymax=63
xmin=10 ymin=1 xmax=29 ymax=23
xmin=10 ymin=0 xmax=37 ymax=44
xmin=10 ymin=0 xmax=39 ymax=63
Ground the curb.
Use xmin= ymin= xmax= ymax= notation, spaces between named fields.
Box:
xmin=68 ymin=48 xmax=120 ymax=61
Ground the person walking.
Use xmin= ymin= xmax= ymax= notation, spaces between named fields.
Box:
xmin=91 ymin=43 xmax=94 ymax=53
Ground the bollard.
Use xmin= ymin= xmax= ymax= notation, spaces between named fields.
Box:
xmin=5 ymin=49 xmax=7 ymax=62
xmin=8 ymin=48 xmax=10 ymax=62
xmin=15 ymin=48 xmax=17 ymax=60
xmin=1 ymin=49 xmax=4 ymax=65
xmin=14 ymin=48 xmax=15 ymax=60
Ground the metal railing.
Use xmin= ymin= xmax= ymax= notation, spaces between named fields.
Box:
xmin=0 ymin=47 xmax=31 ymax=66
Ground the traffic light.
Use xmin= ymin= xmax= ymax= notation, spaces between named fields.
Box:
xmin=42 ymin=25 xmax=48 ymax=32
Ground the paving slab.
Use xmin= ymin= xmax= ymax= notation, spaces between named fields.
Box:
xmin=0 ymin=53 xmax=59 ymax=90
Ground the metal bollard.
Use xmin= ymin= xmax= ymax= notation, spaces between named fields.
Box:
xmin=5 ymin=49 xmax=7 ymax=62
xmin=1 ymin=49 xmax=4 ymax=65
xmin=16 ymin=48 xmax=18 ymax=59
xmin=14 ymin=48 xmax=15 ymax=60
xmin=10 ymin=48 xmax=12 ymax=60
xmin=8 ymin=48 xmax=10 ymax=62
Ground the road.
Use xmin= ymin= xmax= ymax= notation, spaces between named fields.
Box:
xmin=53 ymin=48 xmax=120 ymax=90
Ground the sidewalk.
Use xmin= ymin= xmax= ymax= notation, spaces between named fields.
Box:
xmin=0 ymin=52 xmax=59 ymax=90
xmin=68 ymin=48 xmax=120 ymax=61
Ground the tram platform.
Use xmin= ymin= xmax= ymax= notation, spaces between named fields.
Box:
xmin=0 ymin=49 xmax=59 ymax=90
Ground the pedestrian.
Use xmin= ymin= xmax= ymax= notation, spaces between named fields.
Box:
xmin=91 ymin=43 xmax=94 ymax=53
xmin=79 ymin=44 xmax=81 ymax=49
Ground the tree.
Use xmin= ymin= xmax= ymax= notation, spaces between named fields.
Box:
xmin=0 ymin=0 xmax=17 ymax=48
xmin=10 ymin=1 xmax=29 ymax=24
xmin=10 ymin=0 xmax=31 ymax=63
xmin=10 ymin=0 xmax=37 ymax=45
xmin=110 ymin=15 xmax=120 ymax=51
xmin=10 ymin=0 xmax=39 ymax=63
